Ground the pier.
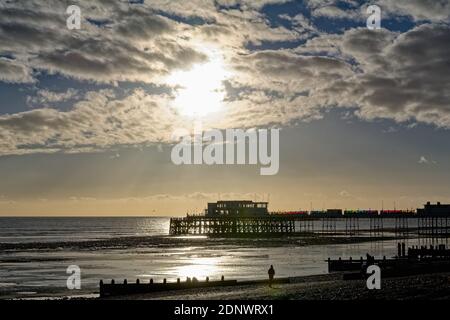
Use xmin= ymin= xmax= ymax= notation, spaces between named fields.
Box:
xmin=169 ymin=201 xmax=450 ymax=236
xmin=170 ymin=215 xmax=308 ymax=235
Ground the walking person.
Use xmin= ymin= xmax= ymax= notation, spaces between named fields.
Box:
xmin=268 ymin=265 xmax=275 ymax=287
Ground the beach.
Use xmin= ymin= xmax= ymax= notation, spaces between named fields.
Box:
xmin=101 ymin=272 xmax=450 ymax=300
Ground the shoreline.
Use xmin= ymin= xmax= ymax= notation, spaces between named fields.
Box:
xmin=99 ymin=271 xmax=450 ymax=300
xmin=11 ymin=269 xmax=450 ymax=301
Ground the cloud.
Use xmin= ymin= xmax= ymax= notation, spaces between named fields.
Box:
xmin=114 ymin=8 xmax=175 ymax=41
xmin=0 ymin=2 xmax=208 ymax=84
xmin=109 ymin=153 xmax=120 ymax=160
xmin=339 ymin=190 xmax=352 ymax=197
xmin=311 ymin=5 xmax=363 ymax=21
xmin=216 ymin=0 xmax=291 ymax=10
xmin=120 ymin=192 xmax=269 ymax=202
xmin=0 ymin=195 xmax=16 ymax=205
xmin=0 ymin=0 xmax=301 ymax=85
xmin=222 ymin=23 xmax=450 ymax=130
xmin=27 ymin=88 xmax=79 ymax=106
xmin=0 ymin=89 xmax=183 ymax=155
xmin=418 ymin=156 xmax=429 ymax=164
xmin=418 ymin=156 xmax=437 ymax=165
xmin=378 ymin=0 xmax=450 ymax=22
xmin=342 ymin=25 xmax=450 ymax=127
xmin=306 ymin=0 xmax=450 ymax=23
xmin=0 ymin=58 xmax=34 ymax=83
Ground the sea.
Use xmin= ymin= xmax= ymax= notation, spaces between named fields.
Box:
xmin=0 ymin=217 xmax=446 ymax=299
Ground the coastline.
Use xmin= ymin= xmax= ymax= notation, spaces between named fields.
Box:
xmin=100 ymin=272 xmax=450 ymax=300
xmin=11 ymin=268 xmax=450 ymax=301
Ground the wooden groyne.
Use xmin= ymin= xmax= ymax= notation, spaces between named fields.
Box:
xmin=327 ymin=256 xmax=391 ymax=272
xmin=99 ymin=276 xmax=290 ymax=298
xmin=328 ymin=243 xmax=450 ymax=271
xmin=327 ymin=243 xmax=450 ymax=279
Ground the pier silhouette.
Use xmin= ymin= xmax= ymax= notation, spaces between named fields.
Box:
xmin=170 ymin=200 xmax=450 ymax=236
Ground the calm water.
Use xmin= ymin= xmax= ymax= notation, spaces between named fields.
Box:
xmin=0 ymin=217 xmax=446 ymax=299
xmin=0 ymin=217 xmax=169 ymax=243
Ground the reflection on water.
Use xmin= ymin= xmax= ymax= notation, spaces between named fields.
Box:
xmin=173 ymin=236 xmax=208 ymax=240
xmin=173 ymin=257 xmax=221 ymax=279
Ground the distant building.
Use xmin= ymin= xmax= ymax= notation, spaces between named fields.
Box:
xmin=205 ymin=200 xmax=268 ymax=217
xmin=417 ymin=201 xmax=450 ymax=217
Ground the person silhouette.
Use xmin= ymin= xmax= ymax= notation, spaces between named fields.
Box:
xmin=268 ymin=265 xmax=275 ymax=287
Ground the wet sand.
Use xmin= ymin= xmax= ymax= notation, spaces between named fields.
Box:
xmin=103 ymin=272 xmax=450 ymax=300
xmin=0 ymin=234 xmax=401 ymax=252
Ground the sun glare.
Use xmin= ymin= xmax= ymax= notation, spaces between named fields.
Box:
xmin=167 ymin=49 xmax=230 ymax=117
xmin=174 ymin=257 xmax=220 ymax=279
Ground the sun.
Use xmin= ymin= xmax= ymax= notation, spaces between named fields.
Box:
xmin=167 ymin=49 xmax=230 ymax=117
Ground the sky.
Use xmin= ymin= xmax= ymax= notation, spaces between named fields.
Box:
xmin=0 ymin=0 xmax=450 ymax=216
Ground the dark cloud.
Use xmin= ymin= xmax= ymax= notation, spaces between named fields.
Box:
xmin=379 ymin=0 xmax=450 ymax=22
xmin=0 ymin=1 xmax=207 ymax=83
xmin=343 ymin=25 xmax=450 ymax=126
xmin=115 ymin=9 xmax=175 ymax=40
